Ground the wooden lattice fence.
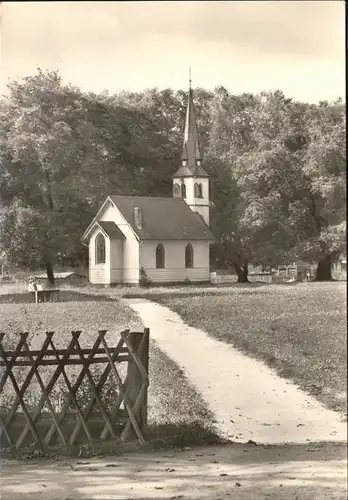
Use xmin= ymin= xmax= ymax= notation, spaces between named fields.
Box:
xmin=0 ymin=328 xmax=149 ymax=453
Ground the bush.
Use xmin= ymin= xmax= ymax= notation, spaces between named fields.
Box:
xmin=139 ymin=267 xmax=152 ymax=288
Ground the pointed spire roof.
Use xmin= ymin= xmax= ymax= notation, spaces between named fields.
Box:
xmin=173 ymin=72 xmax=208 ymax=178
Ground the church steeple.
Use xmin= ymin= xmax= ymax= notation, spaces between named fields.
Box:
xmin=173 ymin=70 xmax=208 ymax=179
xmin=172 ymin=70 xmax=210 ymax=227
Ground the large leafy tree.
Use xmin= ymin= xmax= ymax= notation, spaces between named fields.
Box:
xmin=0 ymin=71 xmax=104 ymax=282
xmin=294 ymin=99 xmax=346 ymax=279
xmin=0 ymin=70 xmax=176 ymax=283
xmin=207 ymin=89 xmax=346 ymax=281
xmin=113 ymin=86 xmax=214 ymax=179
xmin=206 ymin=88 xmax=260 ymax=281
xmin=235 ymin=96 xmax=346 ymax=280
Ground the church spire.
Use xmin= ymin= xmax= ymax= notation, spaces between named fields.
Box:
xmin=172 ymin=69 xmax=208 ymax=178
xmin=172 ymin=70 xmax=210 ymax=225
xmin=181 ymin=69 xmax=202 ymax=171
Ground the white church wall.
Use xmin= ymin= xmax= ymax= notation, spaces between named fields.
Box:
xmin=140 ymin=240 xmax=210 ymax=283
xmin=110 ymin=239 xmax=123 ymax=284
xmin=99 ymin=201 xmax=140 ymax=284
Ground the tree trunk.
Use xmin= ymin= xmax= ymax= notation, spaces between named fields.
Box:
xmin=233 ymin=262 xmax=250 ymax=283
xmin=46 ymin=262 xmax=55 ymax=287
xmin=315 ymin=254 xmax=334 ymax=281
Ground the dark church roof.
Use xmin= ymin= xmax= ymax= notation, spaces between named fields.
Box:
xmin=109 ymin=195 xmax=214 ymax=241
xmin=97 ymin=221 xmax=126 ymax=239
xmin=172 ymin=163 xmax=209 ymax=178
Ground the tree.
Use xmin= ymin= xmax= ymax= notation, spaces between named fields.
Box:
xmin=0 ymin=71 xmax=98 ymax=283
xmin=234 ymin=96 xmax=346 ymax=280
xmin=0 ymin=70 xmax=175 ymax=283
xmin=206 ymin=89 xmax=261 ymax=282
xmin=296 ymin=100 xmax=346 ymax=280
xmin=113 ymin=86 xmax=214 ymax=194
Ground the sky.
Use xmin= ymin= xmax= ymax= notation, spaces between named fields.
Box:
xmin=0 ymin=1 xmax=345 ymax=102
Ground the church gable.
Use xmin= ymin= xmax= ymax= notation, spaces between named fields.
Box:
xmin=81 ymin=197 xmax=138 ymax=243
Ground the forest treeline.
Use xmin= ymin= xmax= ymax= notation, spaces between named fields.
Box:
xmin=0 ymin=70 xmax=346 ymax=282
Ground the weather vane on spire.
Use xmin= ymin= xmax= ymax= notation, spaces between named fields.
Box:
xmin=189 ymin=67 xmax=192 ymax=89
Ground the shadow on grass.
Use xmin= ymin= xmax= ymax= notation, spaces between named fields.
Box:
xmin=0 ymin=291 xmax=116 ymax=304
xmin=145 ymin=422 xmax=228 ymax=449
xmin=123 ymin=289 xmax=272 ymax=301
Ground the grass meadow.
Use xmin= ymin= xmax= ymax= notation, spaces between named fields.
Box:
xmin=153 ymin=282 xmax=347 ymax=416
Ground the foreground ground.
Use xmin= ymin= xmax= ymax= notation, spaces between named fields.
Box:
xmin=0 ymin=291 xmax=221 ymax=449
xmin=1 ymin=442 xmax=347 ymax=500
xmin=0 ymin=283 xmax=346 ymax=499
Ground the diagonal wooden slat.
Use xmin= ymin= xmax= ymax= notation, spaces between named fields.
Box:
xmin=69 ymin=331 xmax=126 ymax=445
xmin=100 ymin=330 xmax=148 ymax=441
xmin=99 ymin=331 xmax=145 ymax=445
xmin=22 ymin=336 xmax=68 ymax=449
xmin=44 ymin=331 xmax=105 ymax=446
xmin=0 ymin=413 xmax=13 ymax=448
xmin=120 ymin=329 xmax=150 ymax=442
xmin=0 ymin=332 xmax=53 ymax=442
xmin=0 ymin=332 xmax=30 ymax=445
xmin=48 ymin=334 xmax=93 ymax=444
xmin=0 ymin=332 xmax=28 ymax=394
xmin=16 ymin=332 xmax=77 ymax=449
xmin=70 ymin=332 xmax=116 ymax=440
xmin=0 ymin=337 xmax=44 ymax=451
xmin=100 ymin=373 xmax=130 ymax=441
xmin=121 ymin=331 xmax=149 ymax=386
xmin=121 ymin=383 xmax=148 ymax=442
xmin=1 ymin=327 xmax=150 ymax=452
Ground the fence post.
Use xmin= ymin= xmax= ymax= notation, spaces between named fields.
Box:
xmin=126 ymin=328 xmax=149 ymax=439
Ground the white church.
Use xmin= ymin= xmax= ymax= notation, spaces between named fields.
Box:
xmin=81 ymin=84 xmax=214 ymax=285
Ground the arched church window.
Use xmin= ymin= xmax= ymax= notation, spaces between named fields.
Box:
xmin=156 ymin=243 xmax=165 ymax=269
xmin=181 ymin=183 xmax=187 ymax=198
xmin=194 ymin=183 xmax=203 ymax=198
xmin=194 ymin=183 xmax=199 ymax=198
xmin=173 ymin=183 xmax=181 ymax=198
xmin=95 ymin=232 xmax=106 ymax=264
xmin=185 ymin=243 xmax=194 ymax=269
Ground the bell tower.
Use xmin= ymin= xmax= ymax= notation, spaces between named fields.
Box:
xmin=172 ymin=70 xmax=210 ymax=226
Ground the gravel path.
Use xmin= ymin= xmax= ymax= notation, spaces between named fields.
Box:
xmin=1 ymin=443 xmax=347 ymax=500
xmin=124 ymin=298 xmax=347 ymax=445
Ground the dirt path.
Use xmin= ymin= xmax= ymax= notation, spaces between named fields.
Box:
xmin=1 ymin=442 xmax=347 ymax=500
xmin=124 ymin=298 xmax=347 ymax=445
